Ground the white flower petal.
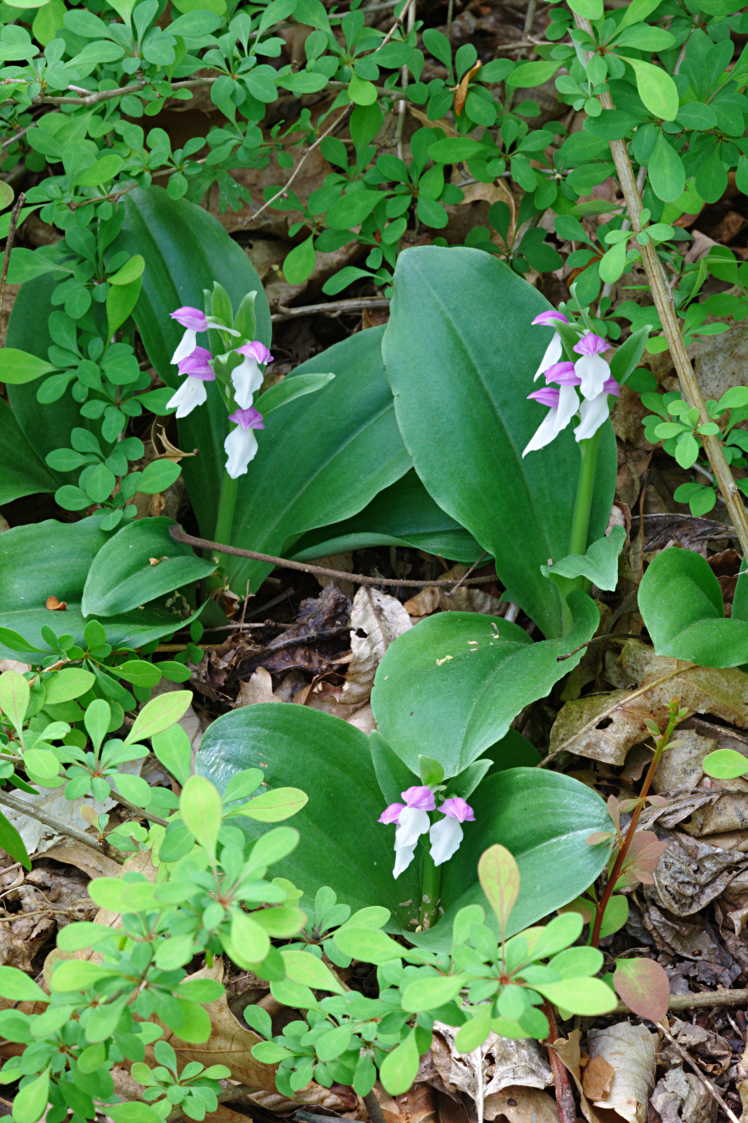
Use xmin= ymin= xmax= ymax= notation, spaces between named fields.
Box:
xmin=429 ymin=816 xmax=463 ymax=866
xmin=171 ymin=328 xmax=197 ymax=366
xmin=231 ymin=356 xmax=264 ymax=408
xmin=395 ymin=807 xmax=431 ymax=849
xmin=574 ymin=393 xmax=610 ymax=441
xmin=166 ymin=376 xmax=207 ymax=419
xmin=532 ymin=333 xmax=562 ymax=380
xmin=223 ymin=426 xmax=259 ymax=479
xmin=522 ymin=385 xmax=579 ymax=457
xmin=393 ymin=842 xmax=417 ymax=878
xmin=575 ymin=354 xmax=610 ymax=399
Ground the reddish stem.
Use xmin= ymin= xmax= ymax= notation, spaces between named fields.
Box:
xmin=543 ymin=1003 xmax=577 ymax=1123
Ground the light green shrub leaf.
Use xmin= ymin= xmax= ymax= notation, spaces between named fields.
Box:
xmin=401 ymin=974 xmax=466 ymax=1012
xmin=180 ymin=775 xmax=222 ymax=856
xmin=280 ymin=949 xmax=344 ymax=992
xmin=240 ymin=787 xmax=308 ymax=822
xmin=125 ymin=690 xmax=193 ymax=745
xmin=620 ymin=56 xmax=678 ymax=121
xmin=0 ymin=966 xmax=48 ymax=1002
xmin=478 ymin=845 xmax=520 ymax=933
xmin=0 ymin=348 xmax=55 ymax=384
xmin=380 ymin=1031 xmax=421 ymax=1096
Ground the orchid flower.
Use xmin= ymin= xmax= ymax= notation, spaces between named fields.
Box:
xmin=224 ymin=406 xmax=265 ymax=479
xmin=169 ymin=305 xmax=238 ymax=366
xmin=522 ymin=360 xmax=581 ymax=456
xmin=429 ymin=797 xmax=476 ymax=866
xmin=531 ymin=310 xmax=569 ymax=380
xmin=378 ymin=786 xmax=475 ymax=878
xmin=574 ymin=376 xmax=621 ymax=441
xmin=573 ymin=332 xmax=610 ymax=399
xmin=166 ymin=347 xmax=216 ymax=419
xmin=229 ymin=341 xmax=274 ymax=409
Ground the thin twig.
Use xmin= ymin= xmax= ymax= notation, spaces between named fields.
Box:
xmin=169 ymin=524 xmax=498 ymax=590
xmin=544 ymin=1006 xmax=577 ymax=1123
xmin=271 ymin=297 xmax=389 ymax=321
xmin=572 ymin=12 xmax=748 ymax=560
xmin=0 ymin=790 xmax=107 ymax=855
xmin=657 ymin=1021 xmax=741 ymax=1123
xmin=611 ymin=987 xmax=748 ymax=1015
xmin=395 ymin=0 xmax=416 ymax=159
xmin=1 ymin=124 xmax=31 ymax=152
xmin=0 ymin=190 xmax=24 ymax=312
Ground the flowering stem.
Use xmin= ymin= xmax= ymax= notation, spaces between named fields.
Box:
xmin=568 ymin=432 xmax=599 ymax=558
xmin=419 ymin=852 xmax=442 ymax=929
xmin=214 ymin=475 xmax=238 ymax=546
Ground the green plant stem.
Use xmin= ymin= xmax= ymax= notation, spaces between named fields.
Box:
xmin=568 ymin=433 xmax=600 ymax=558
xmin=214 ymin=475 xmax=238 ymax=548
xmin=419 ymin=853 xmax=442 ymax=929
xmin=572 ymin=12 xmax=748 ymax=563
xmin=590 ymin=702 xmax=684 ymax=947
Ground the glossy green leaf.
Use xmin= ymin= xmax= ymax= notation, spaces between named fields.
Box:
xmin=81 ymin=517 xmax=215 ymax=617
xmin=0 ymin=813 xmax=31 ymax=870
xmin=619 ymin=56 xmax=678 ymax=121
xmin=0 ymin=517 xmax=202 ymax=659
xmin=292 ymin=471 xmax=484 ymax=565
xmin=638 ymin=547 xmax=748 ymax=666
xmin=541 ymin=526 xmax=625 ymax=591
xmin=702 ymin=748 xmax=748 ymax=779
xmin=371 ymin=593 xmax=599 ymax=777
xmin=0 ymin=348 xmax=54 ymax=384
xmin=383 ymin=247 xmax=615 ymax=635
xmin=0 ymin=398 xmax=57 ymax=503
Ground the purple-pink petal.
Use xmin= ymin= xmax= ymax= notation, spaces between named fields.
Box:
xmin=531 ymin=310 xmax=569 ymax=327
xmin=528 ymin=387 xmax=560 ymax=409
xmin=603 ymin=376 xmax=621 ymax=396
xmin=573 ymin=332 xmax=608 ymax=357
xmin=378 ymin=802 xmax=404 ymax=824
xmin=237 ymin=341 xmax=274 ymax=365
xmin=170 ymin=306 xmax=208 ymax=332
xmin=401 ymin=785 xmax=436 ymax=811
xmin=544 ymin=362 xmax=579 ymax=386
xmin=439 ymin=797 xmax=475 ymax=822
xmin=229 ymin=406 xmax=265 ymax=430
xmin=178 ymin=346 xmax=214 ymax=377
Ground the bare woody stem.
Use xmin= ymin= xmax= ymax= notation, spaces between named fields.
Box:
xmin=590 ymin=701 xmax=684 ymax=947
xmin=572 ymin=13 xmax=748 ymax=561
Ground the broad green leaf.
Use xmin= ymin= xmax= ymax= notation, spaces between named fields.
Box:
xmin=42 ymin=667 xmax=95 ymax=703
xmin=333 ymin=928 xmax=405 ymax=964
xmin=702 ymin=748 xmax=748 ymax=779
xmin=598 ymin=240 xmax=627 ymax=284
xmin=617 ymin=0 xmax=663 ymax=30
xmin=619 ymin=56 xmax=678 ymax=121
xmin=0 ymin=398 xmax=57 ymax=504
xmin=0 ymin=813 xmax=31 ymax=870
xmin=0 ymin=516 xmax=203 ymax=659
xmin=248 ymin=826 xmax=299 ymax=868
xmin=293 ymin=470 xmax=483 ymax=566
xmin=478 ymin=845 xmax=520 ymax=934
xmin=180 ymin=776 xmax=222 ymax=856
xmin=371 ymin=593 xmax=599 ymax=777
xmin=81 ymin=517 xmax=215 ymax=617
xmin=125 ymin=690 xmax=193 ymax=745
xmin=613 ymin=957 xmax=669 ymax=1021
xmin=638 ymin=547 xmax=748 ymax=666
xmin=532 ymin=977 xmax=617 ymax=1014
xmin=567 ymin=0 xmax=603 ymax=17
xmin=51 ymin=960 xmax=120 ymax=991
xmin=0 ymin=669 xmax=29 ymax=729
xmin=648 ymin=132 xmax=686 ymax=202
xmin=12 ymin=1069 xmax=49 ymax=1123
xmin=256 ymin=372 xmax=335 ymax=416
xmin=224 ymin=911 xmax=270 ymax=967
xmin=0 ymin=348 xmax=54 ymax=384
xmin=541 ymin=525 xmax=625 ymax=590
xmin=383 ymin=247 xmax=615 ymax=635
xmin=152 ymin=725 xmax=192 ymax=784
xmin=0 ymin=965 xmax=48 ymax=1002
xmin=506 ymin=61 xmax=561 ymax=88
xmin=380 ymin=1031 xmax=421 ymax=1096
xmin=87 ymin=876 xmax=157 ymax=913
xmin=108 ymin=254 xmax=145 ymax=286
xmin=401 ymin=974 xmax=465 ymax=1012
xmin=281 ymin=949 xmax=345 ymax=992
xmin=240 ymin=787 xmax=308 ymax=822
xmin=284 ymin=235 xmax=316 ymax=284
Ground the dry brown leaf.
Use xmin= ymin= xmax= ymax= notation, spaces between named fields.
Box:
xmin=235 ymin=666 xmax=279 ymax=707
xmin=484 ymin=1086 xmax=559 ymax=1123
xmin=340 ymin=587 xmax=412 ymax=710
xmin=582 ymin=1055 xmax=614 ymax=1101
xmin=650 ymin=830 xmax=748 ymax=916
xmin=551 ymin=1031 xmax=602 ymax=1123
xmin=586 ymin=1023 xmax=656 ymax=1123
xmin=404 ymin=566 xmax=502 ymax=618
xmin=42 ymin=842 xmax=122 ymax=881
xmin=380 ymin=1082 xmax=439 ymax=1123
xmin=548 ymin=640 xmax=748 ymax=765
xmin=650 ymin=1066 xmax=713 ymax=1123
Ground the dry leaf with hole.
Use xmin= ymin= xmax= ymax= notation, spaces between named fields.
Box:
xmin=484 ymin=1086 xmax=559 ymax=1122
xmin=340 ymin=586 xmax=411 ymax=710
xmin=586 ymin=1023 xmax=656 ymax=1123
xmin=548 ymin=640 xmax=748 ymax=765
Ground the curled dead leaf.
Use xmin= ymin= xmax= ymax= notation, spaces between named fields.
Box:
xmin=45 ymin=595 xmax=67 ymax=611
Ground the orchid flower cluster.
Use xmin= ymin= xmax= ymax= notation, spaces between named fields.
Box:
xmin=523 ymin=311 xmax=621 ymax=457
xmin=167 ymin=304 xmax=273 ymax=479
xmin=379 ymin=785 xmax=475 ymax=878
